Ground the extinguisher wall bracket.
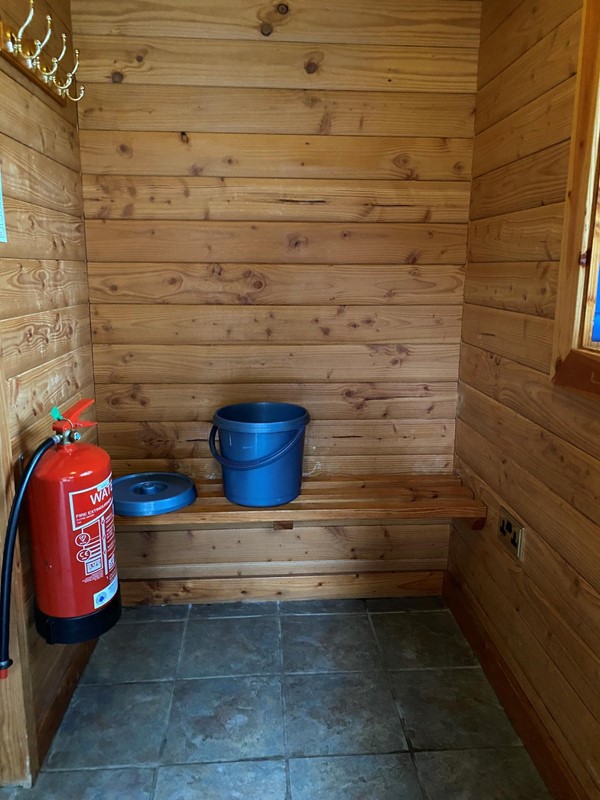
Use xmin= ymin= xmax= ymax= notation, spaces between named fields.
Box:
xmin=51 ymin=398 xmax=97 ymax=438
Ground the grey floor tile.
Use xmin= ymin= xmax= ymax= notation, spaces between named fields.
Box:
xmin=46 ymin=683 xmax=173 ymax=769
xmin=280 ymin=599 xmax=366 ymax=614
xmin=285 ymin=672 xmax=407 ymax=757
xmin=121 ymin=604 xmax=189 ymax=623
xmin=289 ymin=754 xmax=423 ymax=800
xmin=190 ymin=601 xmax=277 ymax=617
xmin=390 ymin=668 xmax=521 ymax=750
xmin=161 ymin=676 xmax=285 ymax=763
xmin=366 ymin=597 xmax=446 ymax=613
xmin=0 ymin=788 xmax=16 ymax=800
xmin=178 ymin=617 xmax=279 ymax=678
xmin=372 ymin=610 xmax=477 ymax=669
xmin=154 ymin=761 xmax=287 ymax=800
xmin=282 ymin=613 xmax=381 ymax=673
xmin=416 ymin=748 xmax=552 ymax=799
xmin=12 ymin=768 xmax=154 ymax=800
xmin=82 ymin=621 xmax=185 ymax=684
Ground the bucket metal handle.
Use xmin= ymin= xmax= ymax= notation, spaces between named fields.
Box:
xmin=209 ymin=424 xmax=305 ymax=471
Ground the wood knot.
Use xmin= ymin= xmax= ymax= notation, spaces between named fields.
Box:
xmin=305 ymin=60 xmax=318 ymax=74
xmin=260 ymin=22 xmax=273 ymax=35
xmin=277 ymin=3 xmax=289 ymax=13
xmin=180 ymin=131 xmax=190 ymax=144
xmin=111 ymin=71 xmax=124 ymax=83
xmin=287 ymin=234 xmax=308 ymax=250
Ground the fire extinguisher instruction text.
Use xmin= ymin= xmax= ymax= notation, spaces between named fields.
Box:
xmin=68 ymin=477 xmax=117 ymax=605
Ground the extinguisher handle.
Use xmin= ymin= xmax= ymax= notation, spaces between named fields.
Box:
xmin=52 ymin=398 xmax=97 ymax=434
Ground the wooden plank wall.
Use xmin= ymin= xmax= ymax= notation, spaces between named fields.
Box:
xmin=0 ymin=0 xmax=94 ymax=782
xmin=450 ymin=1 xmax=600 ymax=796
xmin=68 ymin=0 xmax=480 ymax=605
xmin=71 ymin=0 xmax=480 ymax=484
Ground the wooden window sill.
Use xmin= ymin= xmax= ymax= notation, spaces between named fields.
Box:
xmin=553 ymin=348 xmax=600 ymax=397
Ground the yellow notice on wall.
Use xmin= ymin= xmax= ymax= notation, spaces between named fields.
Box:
xmin=0 ymin=168 xmax=7 ymax=243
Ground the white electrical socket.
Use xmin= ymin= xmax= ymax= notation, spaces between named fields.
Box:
xmin=499 ymin=508 xmax=525 ymax=560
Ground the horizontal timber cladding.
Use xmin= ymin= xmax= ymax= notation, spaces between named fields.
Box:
xmin=87 ymin=263 xmax=465 ymax=306
xmin=83 ymin=177 xmax=471 ymax=223
xmin=469 ymin=143 xmax=570 ymax=221
xmin=0 ymin=305 xmax=92 ymax=378
xmin=119 ymin=572 xmax=446 ymax=605
xmin=116 ymin=522 xmax=450 ymax=571
xmin=461 ymin=304 xmax=553 ymax=372
xmin=91 ymin=304 xmax=463 ymax=344
xmin=78 ymin=87 xmax=476 ymax=138
xmin=99 ymin=420 xmax=455 ymax=459
xmin=474 ymin=9 xmax=580 ymax=134
xmin=73 ymin=0 xmax=477 ymax=511
xmin=453 ymin=0 xmax=600 ymax=796
xmin=0 ymin=199 xmax=84 ymax=261
xmin=8 ymin=348 xmax=94 ymax=438
xmin=79 ymin=132 xmax=472 ymax=181
xmin=111 ymin=455 xmax=454 ymax=480
xmin=71 ymin=0 xmax=482 ymax=47
xmin=93 ymin=344 xmax=460 ymax=384
xmin=85 ymin=221 xmax=467 ymax=264
xmin=0 ymin=67 xmax=79 ymax=173
xmin=471 ymin=77 xmax=575 ymax=178
xmin=467 ymin=203 xmax=564 ymax=263
xmin=95 ymin=382 xmax=458 ymax=422
xmin=463 ymin=261 xmax=558 ymax=317
xmin=476 ymin=0 xmax=581 ymax=90
xmin=75 ymin=37 xmax=478 ymax=93
xmin=479 ymin=0 xmax=521 ymax=41
xmin=0 ymin=259 xmax=90 ymax=317
xmin=0 ymin=133 xmax=82 ymax=216
xmin=458 ymin=343 xmax=600 ymax=461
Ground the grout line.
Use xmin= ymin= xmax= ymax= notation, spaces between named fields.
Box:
xmin=366 ymin=608 xmax=428 ymax=800
xmin=150 ymin=604 xmax=191 ymax=797
xmin=277 ymin=603 xmax=293 ymax=800
xmin=148 ymin=768 xmax=158 ymax=800
xmin=39 ymin=739 xmax=525 ymax=773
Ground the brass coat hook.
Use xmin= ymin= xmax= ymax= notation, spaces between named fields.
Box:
xmin=26 ymin=14 xmax=52 ymax=68
xmin=65 ymin=83 xmax=84 ymax=102
xmin=41 ymin=33 xmax=66 ymax=81
xmin=55 ymin=47 xmax=79 ymax=92
xmin=0 ymin=1 xmax=85 ymax=104
xmin=5 ymin=0 xmax=34 ymax=56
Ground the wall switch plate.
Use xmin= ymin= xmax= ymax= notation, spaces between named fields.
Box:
xmin=499 ymin=507 xmax=525 ymax=559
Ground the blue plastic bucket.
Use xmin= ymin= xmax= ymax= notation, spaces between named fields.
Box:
xmin=209 ymin=402 xmax=310 ymax=507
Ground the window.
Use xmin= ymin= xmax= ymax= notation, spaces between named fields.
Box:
xmin=552 ymin=0 xmax=600 ymax=395
xmin=581 ymin=173 xmax=600 ymax=350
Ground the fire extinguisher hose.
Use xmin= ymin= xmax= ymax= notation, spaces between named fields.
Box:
xmin=0 ymin=436 xmax=59 ymax=679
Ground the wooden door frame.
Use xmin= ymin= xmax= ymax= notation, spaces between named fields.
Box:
xmin=552 ymin=0 xmax=600 ymax=396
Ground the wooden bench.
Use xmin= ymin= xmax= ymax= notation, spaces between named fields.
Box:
xmin=115 ymin=474 xmax=486 ymax=605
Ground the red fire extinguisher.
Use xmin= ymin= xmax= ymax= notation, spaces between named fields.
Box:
xmin=0 ymin=399 xmax=121 ymax=679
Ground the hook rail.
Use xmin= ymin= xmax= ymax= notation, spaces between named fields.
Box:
xmin=0 ymin=0 xmax=85 ymax=105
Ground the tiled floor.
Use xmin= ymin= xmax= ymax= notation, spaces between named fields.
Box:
xmin=0 ymin=598 xmax=552 ymax=800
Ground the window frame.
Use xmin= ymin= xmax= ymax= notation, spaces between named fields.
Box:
xmin=552 ymin=0 xmax=600 ymax=396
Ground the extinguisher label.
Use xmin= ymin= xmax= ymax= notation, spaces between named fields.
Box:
xmin=69 ymin=476 xmax=113 ymax=530
xmin=68 ymin=476 xmax=118 ymax=613
xmin=93 ymin=574 xmax=119 ymax=609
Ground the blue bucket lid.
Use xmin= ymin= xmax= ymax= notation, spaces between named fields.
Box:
xmin=113 ymin=472 xmax=197 ymax=516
